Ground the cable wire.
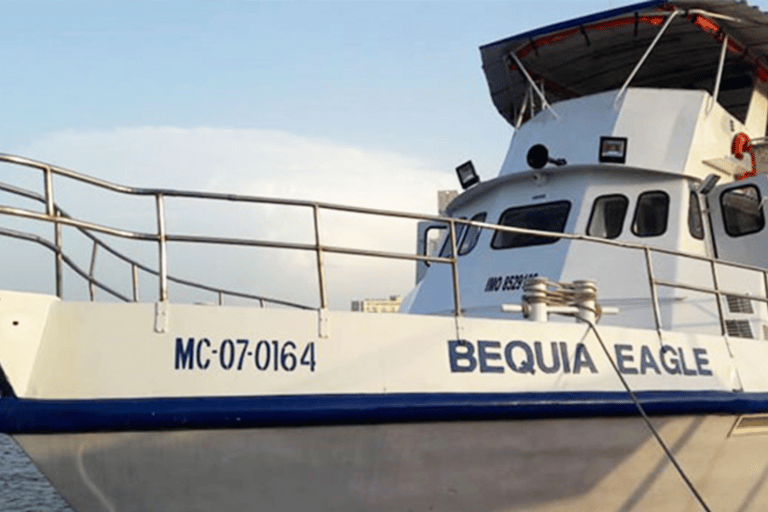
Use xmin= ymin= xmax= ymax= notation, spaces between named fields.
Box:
xmin=582 ymin=318 xmax=712 ymax=512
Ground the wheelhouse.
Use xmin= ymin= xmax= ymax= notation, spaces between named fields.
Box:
xmin=404 ymin=0 xmax=768 ymax=341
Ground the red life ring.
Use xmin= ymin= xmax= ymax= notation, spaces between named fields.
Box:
xmin=733 ymin=132 xmax=756 ymax=180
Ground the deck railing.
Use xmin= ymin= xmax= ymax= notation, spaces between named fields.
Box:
xmin=0 ymin=152 xmax=766 ymax=337
xmin=0 ymin=153 xmax=464 ymax=312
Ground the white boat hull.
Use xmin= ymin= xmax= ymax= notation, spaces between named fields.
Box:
xmin=14 ymin=414 xmax=768 ymax=512
xmin=1 ymin=290 xmax=767 ymax=510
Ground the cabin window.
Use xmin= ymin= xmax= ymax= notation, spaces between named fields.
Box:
xmin=721 ymin=185 xmax=765 ymax=237
xmin=439 ymin=218 xmax=467 ymax=258
xmin=458 ymin=212 xmax=487 ymax=256
xmin=632 ymin=191 xmax=669 ymax=237
xmin=688 ymin=191 xmax=704 ymax=240
xmin=587 ymin=194 xmax=628 ymax=239
xmin=491 ymin=201 xmax=571 ymax=249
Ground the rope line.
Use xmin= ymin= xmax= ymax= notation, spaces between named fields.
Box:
xmin=582 ymin=318 xmax=712 ymax=512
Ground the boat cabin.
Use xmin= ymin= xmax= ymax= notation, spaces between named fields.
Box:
xmin=403 ymin=0 xmax=768 ymax=339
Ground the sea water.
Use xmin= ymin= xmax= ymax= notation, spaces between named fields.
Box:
xmin=0 ymin=435 xmax=73 ymax=512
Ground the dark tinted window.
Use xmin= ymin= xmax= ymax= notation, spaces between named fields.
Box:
xmin=587 ymin=194 xmax=628 ymax=239
xmin=721 ymin=185 xmax=765 ymax=237
xmin=632 ymin=191 xmax=669 ymax=237
xmin=688 ymin=191 xmax=704 ymax=240
xmin=458 ymin=212 xmax=487 ymax=256
xmin=491 ymin=201 xmax=571 ymax=249
xmin=439 ymin=218 xmax=466 ymax=258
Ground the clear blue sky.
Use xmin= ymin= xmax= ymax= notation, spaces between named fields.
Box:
xmin=7 ymin=0 xmax=748 ymax=181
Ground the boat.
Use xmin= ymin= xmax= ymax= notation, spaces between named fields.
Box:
xmin=4 ymin=0 xmax=768 ymax=510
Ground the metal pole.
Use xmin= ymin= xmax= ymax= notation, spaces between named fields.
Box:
xmin=615 ymin=10 xmax=680 ymax=107
xmin=449 ymin=219 xmax=462 ymax=317
xmin=312 ymin=205 xmax=328 ymax=310
xmin=644 ymin=247 xmax=663 ymax=333
xmin=515 ymin=87 xmax=531 ymax=129
xmin=708 ymin=35 xmax=729 ymax=114
xmin=156 ymin=194 xmax=168 ymax=302
xmin=711 ymin=260 xmax=727 ymax=337
xmin=43 ymin=166 xmax=63 ymax=298
xmin=88 ymin=240 xmax=98 ymax=301
xmin=131 ymin=263 xmax=140 ymax=302
xmin=509 ymin=52 xmax=560 ymax=120
xmin=54 ymin=222 xmax=63 ymax=298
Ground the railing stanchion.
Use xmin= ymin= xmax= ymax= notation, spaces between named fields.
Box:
xmin=156 ymin=194 xmax=169 ymax=302
xmin=43 ymin=166 xmax=63 ymax=298
xmin=644 ymin=247 xmax=662 ymax=333
xmin=88 ymin=240 xmax=98 ymax=301
xmin=312 ymin=204 xmax=328 ymax=310
xmin=131 ymin=264 xmax=140 ymax=302
xmin=54 ymin=221 xmax=63 ymax=298
xmin=449 ymin=219 xmax=462 ymax=317
xmin=711 ymin=260 xmax=726 ymax=336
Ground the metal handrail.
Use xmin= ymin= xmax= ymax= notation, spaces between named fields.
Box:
xmin=0 ymin=179 xmax=312 ymax=309
xmin=1 ymin=152 xmax=767 ymax=333
xmin=0 ymin=153 xmax=467 ymax=312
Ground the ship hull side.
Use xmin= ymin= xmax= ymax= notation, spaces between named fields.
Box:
xmin=14 ymin=413 xmax=768 ymax=512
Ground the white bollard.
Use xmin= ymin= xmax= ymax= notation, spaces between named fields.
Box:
xmin=523 ymin=277 xmax=549 ymax=322
xmin=574 ymin=280 xmax=597 ymax=323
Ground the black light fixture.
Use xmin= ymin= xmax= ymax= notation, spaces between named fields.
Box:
xmin=698 ymin=174 xmax=721 ymax=194
xmin=599 ymin=136 xmax=628 ymax=163
xmin=456 ymin=160 xmax=480 ymax=189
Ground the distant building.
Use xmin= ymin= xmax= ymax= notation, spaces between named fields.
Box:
xmin=438 ymin=190 xmax=458 ymax=216
xmin=351 ymin=295 xmax=402 ymax=313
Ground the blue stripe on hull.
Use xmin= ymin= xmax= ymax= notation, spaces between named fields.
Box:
xmin=1 ymin=391 xmax=767 ymax=434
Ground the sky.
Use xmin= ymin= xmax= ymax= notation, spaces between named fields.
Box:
xmin=2 ymin=1 xmax=650 ymax=181
xmin=2 ymin=0 xmax=768 ymax=309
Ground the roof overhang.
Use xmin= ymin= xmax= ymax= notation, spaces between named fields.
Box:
xmin=481 ymin=0 xmax=768 ymax=127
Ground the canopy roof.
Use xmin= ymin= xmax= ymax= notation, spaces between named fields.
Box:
xmin=480 ymin=0 xmax=768 ymax=126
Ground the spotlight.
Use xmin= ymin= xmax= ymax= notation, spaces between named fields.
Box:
xmin=456 ymin=160 xmax=480 ymax=189
xmin=698 ymin=174 xmax=721 ymax=194
xmin=599 ymin=136 xmax=628 ymax=163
